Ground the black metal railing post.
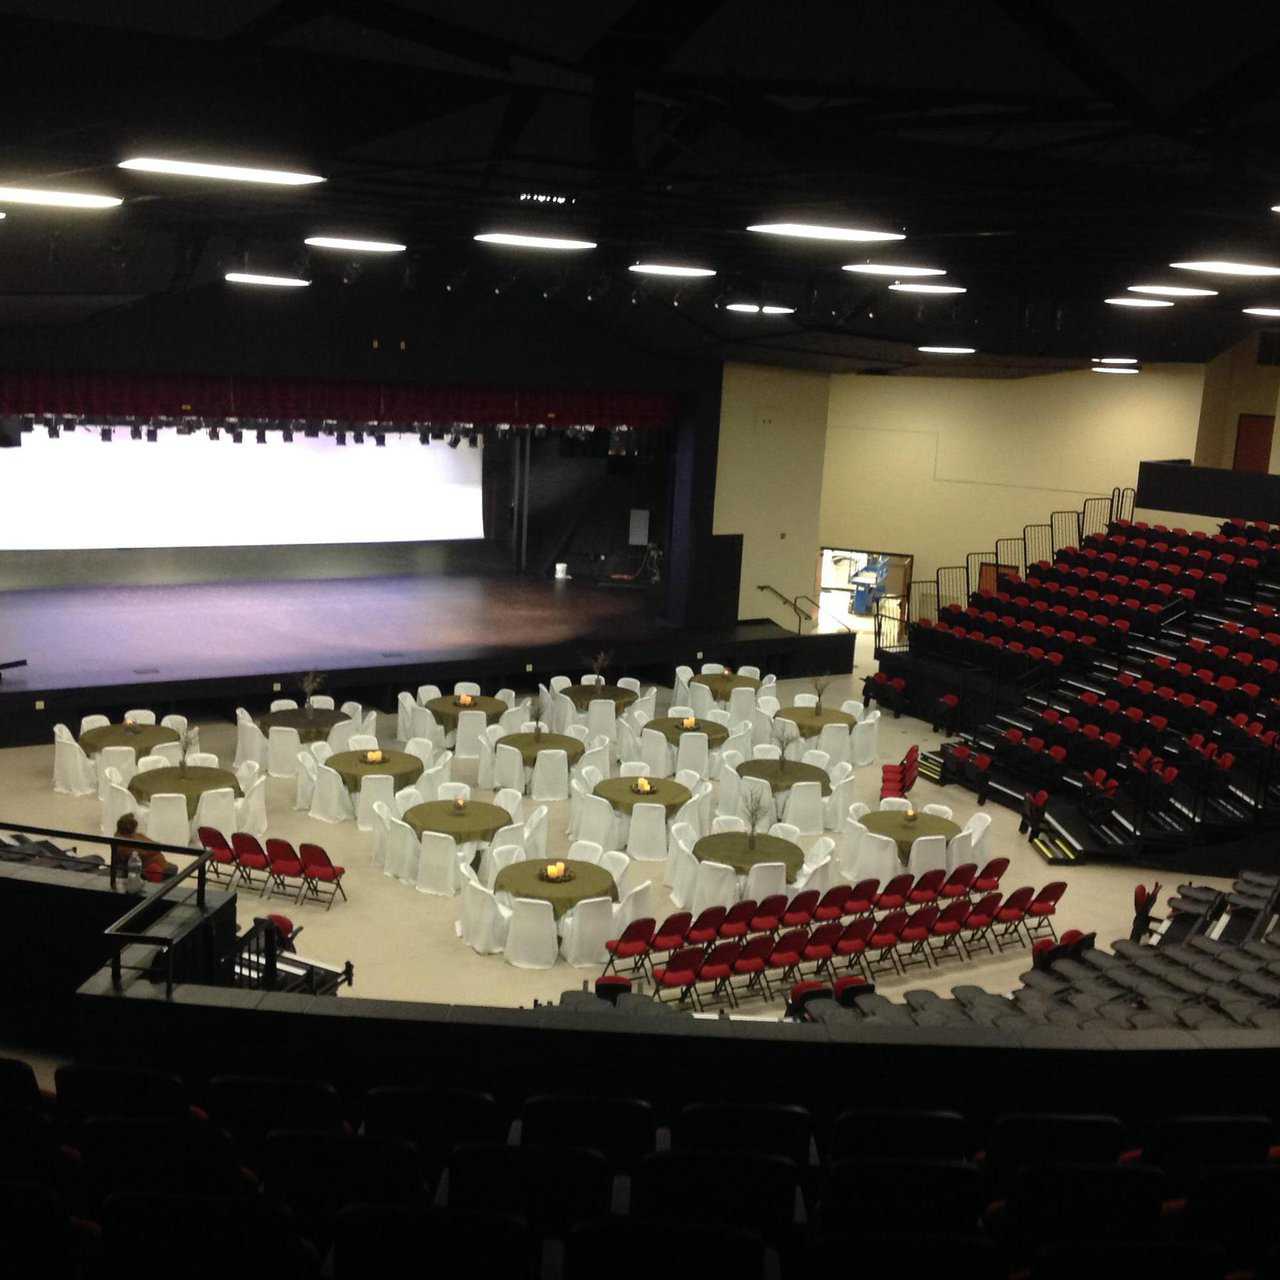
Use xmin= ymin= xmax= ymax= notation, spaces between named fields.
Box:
xmin=264 ymin=924 xmax=278 ymax=990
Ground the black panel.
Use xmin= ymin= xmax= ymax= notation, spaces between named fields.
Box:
xmin=1135 ymin=460 xmax=1280 ymax=522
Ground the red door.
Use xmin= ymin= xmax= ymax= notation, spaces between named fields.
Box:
xmin=1233 ymin=414 xmax=1275 ymax=473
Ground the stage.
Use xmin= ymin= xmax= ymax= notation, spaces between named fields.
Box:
xmin=0 ymin=573 xmax=855 ymax=746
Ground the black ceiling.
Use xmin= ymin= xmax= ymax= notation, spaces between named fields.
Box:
xmin=4 ymin=0 xmax=1280 ymax=374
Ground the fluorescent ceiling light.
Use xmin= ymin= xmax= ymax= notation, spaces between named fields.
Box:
xmin=628 ymin=262 xmax=716 ymax=278
xmin=889 ymin=282 xmax=966 ymax=294
xmin=225 ymin=271 xmax=310 ymax=288
xmin=120 ymin=157 xmax=324 ymax=185
xmin=747 ymin=222 xmax=904 ymax=243
xmin=1127 ymin=284 xmax=1216 ymax=297
xmin=475 ymin=232 xmax=596 ymax=250
xmin=761 ymin=304 xmax=795 ymax=314
xmin=1105 ymin=296 xmax=1173 ymax=307
xmin=843 ymin=263 xmax=945 ymax=277
xmin=1092 ymin=357 xmax=1138 ymax=364
xmin=725 ymin=302 xmax=761 ymax=313
xmin=0 ymin=186 xmax=121 ymax=209
xmin=1243 ymin=307 xmax=1280 ymax=317
xmin=918 ymin=345 xmax=976 ymax=354
xmin=305 ymin=235 xmax=406 ymax=253
xmin=1171 ymin=260 xmax=1280 ymax=277
xmin=1091 ymin=366 xmax=1140 ymax=374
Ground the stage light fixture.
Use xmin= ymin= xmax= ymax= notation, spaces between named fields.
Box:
xmin=353 ymin=430 xmax=365 ymax=444
xmin=1171 ymin=260 xmax=1280 ymax=277
xmin=474 ymin=232 xmax=596 ymax=251
xmin=230 ymin=428 xmax=243 ymax=443
xmin=304 ymin=235 xmax=406 ymax=253
xmin=843 ymin=262 xmax=946 ymax=277
xmin=225 ymin=271 xmax=310 ymax=288
xmin=130 ymin=425 xmax=142 ymax=440
xmin=1127 ymin=284 xmax=1217 ymax=297
xmin=0 ymin=185 xmax=122 ymax=209
xmin=1105 ymin=296 xmax=1173 ymax=307
xmin=47 ymin=423 xmax=59 ymax=438
xmin=917 ymin=345 xmax=977 ymax=354
xmin=336 ymin=431 xmax=347 ymax=446
xmin=375 ymin=432 xmax=386 ymax=447
xmin=146 ymin=427 xmax=157 ymax=442
xmin=208 ymin=426 xmax=220 ymax=440
xmin=1242 ymin=306 xmax=1280 ymax=317
xmin=1092 ymin=357 xmax=1139 ymax=364
xmin=119 ymin=157 xmax=325 ymax=185
xmin=628 ymin=263 xmax=717 ymax=278
xmin=447 ymin=430 xmax=462 ymax=448
xmin=747 ymin=222 xmax=904 ymax=242
xmin=889 ymin=282 xmax=966 ymax=294
xmin=100 ymin=427 xmax=112 ymax=442
xmin=283 ymin=427 xmax=294 ymax=442
xmin=256 ymin=428 xmax=267 ymax=443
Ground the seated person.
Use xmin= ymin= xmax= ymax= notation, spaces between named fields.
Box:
xmin=114 ymin=813 xmax=178 ymax=882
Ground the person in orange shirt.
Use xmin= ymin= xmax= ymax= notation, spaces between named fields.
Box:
xmin=114 ymin=813 xmax=178 ymax=882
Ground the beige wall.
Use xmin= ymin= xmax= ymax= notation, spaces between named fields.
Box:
xmin=1194 ymin=333 xmax=1280 ymax=470
xmin=818 ymin=365 xmax=1205 ymax=585
xmin=714 ymin=363 xmax=830 ymax=622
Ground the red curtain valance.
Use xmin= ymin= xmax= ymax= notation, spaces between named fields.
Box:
xmin=0 ymin=371 xmax=676 ymax=429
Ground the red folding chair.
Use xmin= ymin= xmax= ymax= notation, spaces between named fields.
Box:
xmin=867 ymin=910 xmax=908 ymax=976
xmin=696 ymin=941 xmax=742 ymax=1009
xmin=834 ymin=917 xmax=875 ymax=980
xmin=844 ymin=879 xmax=879 ymax=916
xmin=992 ymin=886 xmax=1036 ymax=950
xmin=748 ymin=894 xmax=788 ymax=937
xmin=729 ymin=934 xmax=776 ymax=1003
xmin=603 ymin=918 xmax=655 ymax=978
xmin=781 ymin=891 xmax=820 ymax=928
xmin=907 ymin=869 xmax=947 ymax=906
xmin=298 ymin=843 xmax=347 ymax=909
xmin=898 ymin=907 xmax=939 ymax=971
xmin=939 ymin=864 xmax=977 ymax=902
xmin=197 ymin=826 xmax=236 ymax=885
xmin=800 ymin=922 xmax=844 ymax=979
xmin=1025 ymin=881 xmax=1068 ymax=942
xmin=972 ymin=857 xmax=1009 ymax=895
xmin=814 ymin=884 xmax=854 ymax=923
xmin=651 ymin=945 xmax=704 ymax=1005
xmin=928 ymin=900 xmax=972 ymax=963
xmin=875 ymin=874 xmax=913 ymax=912
xmin=960 ymin=893 xmax=1002 ymax=957
xmin=764 ymin=928 xmax=810 ymax=989
xmin=231 ymin=832 xmax=269 ymax=891
xmin=262 ymin=838 xmax=307 ymax=903
xmin=644 ymin=912 xmax=691 ymax=978
xmin=718 ymin=900 xmax=757 ymax=941
xmin=687 ymin=906 xmax=727 ymax=948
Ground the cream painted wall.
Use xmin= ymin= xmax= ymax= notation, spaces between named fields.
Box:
xmin=714 ymin=363 xmax=831 ymax=622
xmin=1194 ymin=333 xmax=1280 ymax=470
xmin=818 ymin=365 xmax=1205 ymax=585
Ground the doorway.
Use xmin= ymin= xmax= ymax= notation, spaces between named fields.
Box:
xmin=1232 ymin=414 xmax=1274 ymax=474
xmin=817 ymin=547 xmax=913 ymax=638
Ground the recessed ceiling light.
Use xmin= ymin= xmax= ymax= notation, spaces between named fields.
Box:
xmin=225 ymin=271 xmax=310 ymax=288
xmin=889 ymin=282 xmax=966 ymax=294
xmin=725 ymin=302 xmax=761 ymax=313
xmin=120 ymin=157 xmax=324 ymax=185
xmin=1243 ymin=307 xmax=1280 ymax=317
xmin=747 ymin=222 xmax=905 ymax=243
xmin=475 ymin=232 xmax=596 ymax=250
xmin=843 ymin=263 xmax=945 ymax=277
xmin=1171 ymin=260 xmax=1280 ymax=277
xmin=1127 ymin=284 xmax=1217 ymax=297
xmin=0 ymin=186 xmax=121 ymax=209
xmin=1105 ymin=296 xmax=1173 ymax=307
xmin=918 ymin=345 xmax=976 ymax=354
xmin=761 ymin=305 xmax=795 ymax=314
xmin=1092 ymin=357 xmax=1139 ymax=364
xmin=305 ymin=236 xmax=406 ymax=253
xmin=628 ymin=263 xmax=716 ymax=278
xmin=1091 ymin=366 xmax=1140 ymax=374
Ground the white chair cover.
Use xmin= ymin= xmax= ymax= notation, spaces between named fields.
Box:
xmin=670 ymin=846 xmax=700 ymax=909
xmin=410 ymin=704 xmax=445 ymax=750
xmin=619 ymin=761 xmax=647 ymax=778
xmin=852 ymin=712 xmax=879 ymax=767
xmin=504 ymin=898 xmax=558 ymax=969
xmin=694 ymin=779 xmax=715 ymax=836
xmin=357 ymin=774 xmax=396 ymax=832
xmin=494 ymin=744 xmax=525 ymax=794
xmin=530 ymin=749 xmax=569 ymax=801
xmin=797 ymin=856 xmax=834 ymax=894
xmin=403 ymin=737 xmax=434 ymax=773
xmin=849 ymin=801 xmax=871 ymax=822
xmin=577 ymin=741 xmax=611 ymax=781
xmin=493 ymin=787 xmax=522 ymax=823
xmin=675 ymin=731 xmax=709 ymax=780
xmin=53 ymin=728 xmax=97 ymax=796
xmin=124 ymin=709 xmax=157 ymax=725
xmin=699 ymin=662 xmax=724 ymax=675
xmin=879 ymin=796 xmax=912 ymax=812
xmin=309 ymin=764 xmax=354 ymax=823
xmin=475 ymin=735 xmax=494 ymax=791
xmin=586 ymin=699 xmax=617 ymax=745
xmin=145 ymin=793 xmax=190 ymax=849
xmin=394 ymin=785 xmax=424 ymax=816
xmin=717 ymin=762 xmax=741 ymax=818
xmin=769 ymin=821 xmax=801 ymax=843
xmin=481 ymin=842 xmax=524 ymax=891
xmin=853 ymin=831 xmax=901 ymax=883
xmin=416 ymin=830 xmax=459 ymax=896
xmin=640 ymin=728 xmax=671 ymax=779
xmin=782 ymin=781 xmax=825 ymax=835
xmin=267 ymin=726 xmax=301 ymax=778
xmin=728 ymin=686 xmax=757 ymax=725
xmin=560 ymin=896 xmax=614 ymax=967
xmin=626 ymin=802 xmax=668 ymax=862
xmin=371 ymin=801 xmax=393 ymax=869
xmin=908 ymin=834 xmax=949 ymax=877
xmin=744 ymin=861 xmax=786 ymax=901
xmin=192 ymin=788 xmax=236 ymax=839
xmin=79 ymin=713 xmax=110 ymax=736
xmin=98 ymin=746 xmax=137 ymax=793
xmin=577 ymin=794 xmax=616 ymax=849
xmin=566 ymin=723 xmax=590 ymax=743
xmin=326 ymin=719 xmax=358 ymax=754
xmin=567 ymin=839 xmax=603 ymax=865
xmin=151 ymin=742 xmax=183 ymax=767
xmin=349 ymin=734 xmax=379 ymax=753
xmin=737 ymin=775 xmax=777 ymax=831
xmin=839 ymin=820 xmax=867 ymax=880
xmin=825 ymin=774 xmax=859 ymax=832
xmin=160 ymin=714 xmax=188 ymax=736
xmin=385 ymin=816 xmax=420 ymax=885
xmin=454 ymin=681 xmax=481 ymax=697
xmin=454 ymin=710 xmax=487 ymax=760
xmin=523 ymin=805 xmax=550 ymax=861
xmin=341 ymin=700 xmax=363 ymax=723
xmin=817 ymin=723 xmax=850 ymax=768
xmin=418 ymin=753 xmax=452 ymax=802
xmin=600 ymin=848 xmax=631 ymax=885
xmin=610 ymin=879 xmax=653 ymax=931
xmin=712 ymin=814 xmax=746 ymax=834
xmin=295 ymin=752 xmax=317 ymax=811
xmin=946 ymin=828 xmax=975 ymax=873
xmin=397 ymin=692 xmax=416 ymax=742
xmin=673 ymin=665 xmax=693 ymax=706
xmin=185 ymin=752 xmax=218 ymax=769
xmin=964 ymin=811 xmax=993 ymax=860
xmin=438 ymin=781 xmax=471 ymax=804
xmin=234 ymin=719 xmax=268 ymax=770
xmin=689 ymin=683 xmax=714 ymax=718
xmin=692 ymin=860 xmax=737 ymax=915
xmin=417 ymin=684 xmax=442 ymax=704
xmin=752 ymin=744 xmax=781 ymax=761
xmin=842 ymin=699 xmax=865 ymax=720
xmin=499 ymin=706 xmax=527 ymax=734
xmin=100 ymin=781 xmax=138 ymax=835
xmin=269 ymin=699 xmax=297 ymax=713
xmin=236 ymin=775 xmax=269 ymax=836
xmin=459 ymin=880 xmax=511 ymax=954
xmin=617 ymin=677 xmax=642 ymax=694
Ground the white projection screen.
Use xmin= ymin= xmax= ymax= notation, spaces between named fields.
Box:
xmin=0 ymin=428 xmax=485 ymax=549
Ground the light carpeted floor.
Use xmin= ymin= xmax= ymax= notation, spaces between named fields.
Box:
xmin=3 ymin=653 xmax=1231 ymax=1020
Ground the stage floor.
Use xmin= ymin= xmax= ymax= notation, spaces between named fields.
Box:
xmin=0 ymin=574 xmax=661 ymax=693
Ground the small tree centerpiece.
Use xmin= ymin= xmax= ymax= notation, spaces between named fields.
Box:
xmin=771 ymin=715 xmax=798 ymax=774
xmin=300 ymin=671 xmax=326 ymax=718
xmin=178 ymin=726 xmax=200 ymax=778
xmin=591 ymin=649 xmax=614 ymax=687
xmin=742 ymin=783 xmax=768 ymax=850
xmin=812 ymin=674 xmax=834 ymax=707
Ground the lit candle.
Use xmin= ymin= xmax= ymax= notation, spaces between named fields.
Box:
xmin=453 ymin=796 xmax=465 ymax=810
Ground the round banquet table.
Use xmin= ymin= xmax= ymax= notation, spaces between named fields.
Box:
xmin=257 ymin=707 xmax=346 ymax=744
xmin=493 ymin=858 xmax=618 ymax=919
xmin=80 ymin=723 xmax=180 ymax=757
xmin=594 ymin=776 xmax=692 ymax=817
xmin=403 ymin=799 xmax=511 ymax=845
xmin=128 ymin=765 xmax=241 ymax=818
xmin=738 ymin=759 xmax=831 ymax=796
xmin=775 ymin=706 xmax=858 ymax=738
xmin=691 ymin=672 xmax=762 ymax=701
xmin=861 ymin=810 xmax=960 ymax=862
xmin=692 ymin=832 xmax=804 ymax=881
xmin=497 ymin=732 xmax=585 ymax=767
xmin=424 ymin=695 xmax=508 ymax=732
xmin=326 ymin=749 xmax=424 ymax=793
xmin=563 ymin=684 xmax=638 ymax=713
xmin=645 ymin=716 xmax=729 ymax=748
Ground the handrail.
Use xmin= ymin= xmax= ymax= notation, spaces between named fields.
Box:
xmin=756 ymin=583 xmax=808 ymax=634
xmin=795 ymin=594 xmax=853 ymax=635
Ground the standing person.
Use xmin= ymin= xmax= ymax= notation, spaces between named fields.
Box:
xmin=114 ymin=813 xmax=178 ymax=882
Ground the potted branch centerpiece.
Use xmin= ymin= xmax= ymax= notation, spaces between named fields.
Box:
xmin=178 ymin=726 xmax=200 ymax=778
xmin=301 ymin=671 xmax=326 ymax=719
xmin=771 ymin=715 xmax=798 ymax=776
xmin=742 ymin=785 xmax=768 ymax=851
